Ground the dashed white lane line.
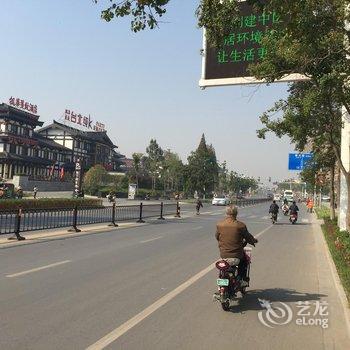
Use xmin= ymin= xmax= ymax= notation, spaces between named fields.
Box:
xmin=192 ymin=226 xmax=203 ymax=230
xmin=302 ymin=219 xmax=309 ymax=223
xmin=139 ymin=236 xmax=163 ymax=243
xmin=6 ymin=260 xmax=71 ymax=278
xmin=85 ymin=224 xmax=273 ymax=350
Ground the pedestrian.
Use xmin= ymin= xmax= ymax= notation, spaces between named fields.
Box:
xmin=196 ymin=198 xmax=203 ymax=215
xmin=307 ymin=199 xmax=314 ymax=213
xmin=17 ymin=186 xmax=23 ymax=199
xmin=33 ymin=186 xmax=38 ymax=199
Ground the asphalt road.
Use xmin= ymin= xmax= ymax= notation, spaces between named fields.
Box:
xmin=0 ymin=203 xmax=349 ymax=349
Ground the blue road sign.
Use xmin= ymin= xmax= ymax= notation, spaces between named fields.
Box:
xmin=288 ymin=153 xmax=312 ymax=171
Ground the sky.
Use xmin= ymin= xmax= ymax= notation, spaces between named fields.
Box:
xmin=0 ymin=0 xmax=297 ymax=183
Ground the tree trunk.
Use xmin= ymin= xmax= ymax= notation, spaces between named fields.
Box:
xmin=330 ymin=166 xmax=335 ymax=220
xmin=346 ymin=174 xmax=350 ymax=232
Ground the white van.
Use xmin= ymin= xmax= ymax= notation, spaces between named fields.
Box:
xmin=283 ymin=190 xmax=294 ymax=202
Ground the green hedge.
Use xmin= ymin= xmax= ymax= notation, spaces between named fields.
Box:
xmin=315 ymin=206 xmax=331 ymax=220
xmin=0 ymin=198 xmax=103 ymax=210
xmin=322 ymin=218 xmax=350 ymax=303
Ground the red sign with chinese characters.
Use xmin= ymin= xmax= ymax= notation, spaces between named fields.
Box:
xmin=64 ymin=109 xmax=106 ymax=132
xmin=7 ymin=135 xmax=38 ymax=146
xmin=9 ymin=97 xmax=38 ymax=115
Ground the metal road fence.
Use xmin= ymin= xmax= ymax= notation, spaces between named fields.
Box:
xmin=0 ymin=198 xmax=269 ymax=240
xmin=0 ymin=202 xmax=179 ymax=239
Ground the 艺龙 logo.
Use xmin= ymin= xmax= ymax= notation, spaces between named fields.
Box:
xmin=258 ymin=298 xmax=293 ymax=328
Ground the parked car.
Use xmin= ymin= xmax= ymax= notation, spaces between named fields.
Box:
xmin=212 ymin=197 xmax=230 ymax=206
xmin=322 ymin=195 xmax=331 ymax=202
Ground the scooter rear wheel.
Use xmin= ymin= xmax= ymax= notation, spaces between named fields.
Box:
xmin=221 ymin=300 xmax=230 ymax=311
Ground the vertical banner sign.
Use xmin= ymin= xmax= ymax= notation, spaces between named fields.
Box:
xmin=74 ymin=159 xmax=82 ymax=195
xmin=199 ymin=1 xmax=307 ymax=87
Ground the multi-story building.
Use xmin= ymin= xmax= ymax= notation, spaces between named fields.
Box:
xmin=37 ymin=120 xmax=123 ymax=171
xmin=0 ymin=103 xmax=72 ymax=180
xmin=0 ymin=103 xmax=123 ymax=181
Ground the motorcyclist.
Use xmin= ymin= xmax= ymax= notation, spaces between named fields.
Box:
xmin=283 ymin=197 xmax=288 ymax=205
xmin=107 ymin=192 xmax=114 ymax=202
xmin=289 ymin=201 xmax=299 ymax=216
xmin=282 ymin=202 xmax=289 ymax=215
xmin=269 ymin=200 xmax=279 ymax=219
xmin=196 ymin=198 xmax=203 ymax=215
xmin=215 ymin=206 xmax=258 ymax=287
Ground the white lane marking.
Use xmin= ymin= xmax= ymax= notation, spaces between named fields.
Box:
xmin=86 ymin=225 xmax=273 ymax=350
xmin=6 ymin=260 xmax=71 ymax=278
xmin=302 ymin=219 xmax=309 ymax=223
xmin=192 ymin=226 xmax=203 ymax=230
xmin=139 ymin=236 xmax=163 ymax=243
xmin=261 ymin=216 xmax=269 ymax=220
xmin=248 ymin=215 xmax=257 ymax=219
xmin=210 ymin=212 xmax=223 ymax=216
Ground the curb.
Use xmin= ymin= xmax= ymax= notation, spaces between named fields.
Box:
xmin=313 ymin=215 xmax=350 ymax=341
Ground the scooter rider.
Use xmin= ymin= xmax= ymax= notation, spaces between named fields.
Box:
xmin=269 ymin=200 xmax=279 ymax=219
xmin=289 ymin=201 xmax=299 ymax=217
xmin=215 ymin=206 xmax=258 ymax=287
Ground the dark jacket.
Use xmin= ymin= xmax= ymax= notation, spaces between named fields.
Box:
xmin=215 ymin=217 xmax=257 ymax=259
xmin=196 ymin=200 xmax=203 ymax=209
xmin=269 ymin=203 xmax=279 ymax=214
xmin=289 ymin=204 xmax=299 ymax=214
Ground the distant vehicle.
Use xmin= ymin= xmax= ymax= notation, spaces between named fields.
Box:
xmin=267 ymin=193 xmax=273 ymax=200
xmin=236 ymin=194 xmax=244 ymax=200
xmin=283 ymin=190 xmax=294 ymax=202
xmin=273 ymin=194 xmax=281 ymax=201
xmin=322 ymin=195 xmax=331 ymax=202
xmin=212 ymin=197 xmax=230 ymax=206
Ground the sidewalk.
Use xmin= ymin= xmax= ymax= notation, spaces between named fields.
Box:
xmin=309 ymin=210 xmax=350 ymax=347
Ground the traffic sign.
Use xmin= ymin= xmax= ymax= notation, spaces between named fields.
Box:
xmin=288 ymin=153 xmax=312 ymax=171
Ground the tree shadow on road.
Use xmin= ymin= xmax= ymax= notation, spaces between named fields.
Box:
xmin=228 ymin=288 xmax=327 ymax=313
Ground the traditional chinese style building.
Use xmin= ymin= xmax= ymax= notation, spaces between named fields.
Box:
xmin=0 ymin=103 xmax=72 ymax=180
xmin=37 ymin=120 xmax=123 ymax=171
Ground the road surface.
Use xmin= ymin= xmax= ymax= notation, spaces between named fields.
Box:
xmin=0 ymin=203 xmax=349 ymax=349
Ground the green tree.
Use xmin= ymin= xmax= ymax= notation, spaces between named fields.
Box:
xmin=96 ymin=0 xmax=240 ymax=46
xmin=257 ymin=81 xmax=341 ymax=220
xmin=83 ymin=164 xmax=111 ymax=195
xmin=146 ymin=139 xmax=164 ymax=190
xmin=185 ymin=134 xmax=219 ymax=197
xmin=162 ymin=150 xmax=184 ymax=192
xmin=129 ymin=152 xmax=147 ymax=191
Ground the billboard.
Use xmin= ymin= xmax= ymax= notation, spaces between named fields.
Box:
xmin=288 ymin=153 xmax=313 ymax=171
xmin=199 ymin=1 xmax=307 ymax=88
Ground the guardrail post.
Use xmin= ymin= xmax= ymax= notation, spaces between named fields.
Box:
xmin=137 ymin=202 xmax=145 ymax=223
xmin=158 ymin=202 xmax=165 ymax=220
xmin=68 ymin=205 xmax=81 ymax=232
xmin=8 ymin=207 xmax=25 ymax=241
xmin=109 ymin=202 xmax=118 ymax=227
xmin=174 ymin=201 xmax=181 ymax=218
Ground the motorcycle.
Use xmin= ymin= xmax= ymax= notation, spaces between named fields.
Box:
xmin=282 ymin=205 xmax=289 ymax=216
xmin=290 ymin=213 xmax=298 ymax=224
xmin=214 ymin=246 xmax=253 ymax=311
xmin=107 ymin=194 xmax=115 ymax=203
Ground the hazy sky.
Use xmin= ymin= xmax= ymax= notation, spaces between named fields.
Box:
xmin=0 ymin=0 xmax=297 ymax=183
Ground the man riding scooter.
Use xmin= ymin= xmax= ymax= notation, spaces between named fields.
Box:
xmin=269 ymin=200 xmax=279 ymax=223
xmin=215 ymin=206 xmax=258 ymax=287
xmin=289 ymin=201 xmax=299 ymax=224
